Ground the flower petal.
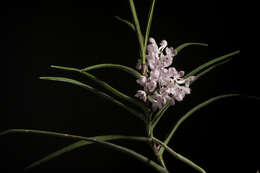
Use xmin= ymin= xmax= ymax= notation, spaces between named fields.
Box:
xmin=147 ymin=80 xmax=157 ymax=92
xmin=159 ymin=40 xmax=167 ymax=51
xmin=135 ymin=90 xmax=147 ymax=102
xmin=136 ymin=76 xmax=147 ymax=87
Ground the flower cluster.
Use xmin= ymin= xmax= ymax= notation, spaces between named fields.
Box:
xmin=135 ymin=37 xmax=195 ymax=111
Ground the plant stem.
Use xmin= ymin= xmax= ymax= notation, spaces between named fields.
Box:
xmin=153 ymin=144 xmax=168 ymax=171
xmin=146 ymin=119 xmax=169 ymax=172
xmin=152 ymin=137 xmax=206 ymax=173
xmin=158 ymin=155 xmax=167 ymax=170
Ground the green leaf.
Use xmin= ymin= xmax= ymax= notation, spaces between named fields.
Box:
xmin=25 ymin=135 xmax=145 ymax=170
xmin=184 ymin=50 xmax=240 ymax=78
xmin=160 ymin=94 xmax=240 ymax=156
xmin=25 ymin=140 xmax=92 ymax=170
xmin=176 ymin=42 xmax=208 ymax=53
xmin=80 ymin=63 xmax=141 ymax=78
xmin=44 ymin=140 xmax=166 ymax=172
xmin=1 ymin=129 xmax=166 ymax=173
xmin=50 ymin=65 xmax=79 ymax=72
xmin=129 ymin=0 xmax=145 ymax=65
xmin=40 ymin=76 xmax=145 ymax=121
xmin=143 ymin=0 xmax=156 ymax=59
xmin=191 ymin=59 xmax=232 ymax=84
xmin=149 ymin=55 xmax=235 ymax=129
xmin=40 ymin=76 xmax=87 ymax=88
xmin=90 ymin=139 xmax=166 ymax=173
xmin=115 ymin=16 xmax=135 ymax=31
xmin=50 ymin=65 xmax=149 ymax=115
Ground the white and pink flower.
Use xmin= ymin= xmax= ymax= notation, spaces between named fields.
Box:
xmin=135 ymin=37 xmax=195 ymax=111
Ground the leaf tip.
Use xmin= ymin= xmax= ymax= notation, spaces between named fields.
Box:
xmin=50 ymin=65 xmax=57 ymax=68
xmin=228 ymin=50 xmax=240 ymax=57
xmin=24 ymin=163 xmax=37 ymax=171
xmin=0 ymin=130 xmax=7 ymax=136
xmin=235 ymin=50 xmax=240 ymax=54
xmin=24 ymin=166 xmax=31 ymax=171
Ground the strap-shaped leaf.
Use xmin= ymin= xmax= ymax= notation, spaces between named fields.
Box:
xmin=176 ymin=42 xmax=208 ymax=53
xmin=25 ymin=138 xmax=110 ymax=170
xmin=129 ymin=0 xmax=145 ymax=65
xmin=115 ymin=16 xmax=135 ymax=31
xmin=143 ymin=0 xmax=156 ymax=58
xmin=184 ymin=50 xmax=240 ymax=78
xmin=40 ymin=76 xmax=144 ymax=121
xmin=81 ymin=63 xmax=141 ymax=78
xmin=74 ymin=139 xmax=166 ymax=173
xmin=25 ymin=135 xmax=149 ymax=170
xmin=0 ymin=129 xmax=166 ymax=173
xmin=159 ymin=94 xmax=240 ymax=156
xmin=149 ymin=57 xmax=235 ymax=129
xmin=50 ymin=65 xmax=149 ymax=115
xmin=191 ymin=59 xmax=231 ymax=84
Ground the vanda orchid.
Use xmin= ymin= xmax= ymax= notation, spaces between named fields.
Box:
xmin=135 ymin=38 xmax=195 ymax=110
xmin=2 ymin=1 xmax=258 ymax=173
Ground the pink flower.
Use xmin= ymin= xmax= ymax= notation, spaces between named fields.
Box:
xmin=166 ymin=47 xmax=177 ymax=57
xmin=135 ymin=37 xmax=195 ymax=111
xmin=148 ymin=95 xmax=163 ymax=111
xmin=160 ymin=55 xmax=173 ymax=68
xmin=150 ymin=68 xmax=160 ymax=80
xmin=135 ymin=90 xmax=147 ymax=102
xmin=147 ymin=80 xmax=157 ymax=92
xmin=136 ymin=76 xmax=147 ymax=87
xmin=159 ymin=40 xmax=167 ymax=51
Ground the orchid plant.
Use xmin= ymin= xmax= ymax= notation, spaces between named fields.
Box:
xmin=2 ymin=1 xmax=247 ymax=173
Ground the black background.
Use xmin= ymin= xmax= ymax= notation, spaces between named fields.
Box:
xmin=2 ymin=0 xmax=259 ymax=173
